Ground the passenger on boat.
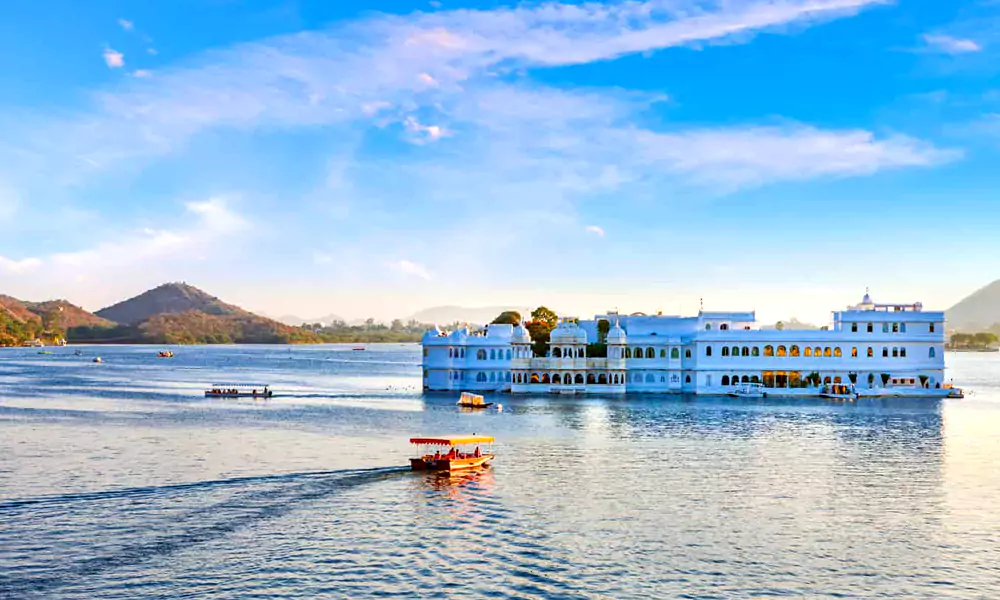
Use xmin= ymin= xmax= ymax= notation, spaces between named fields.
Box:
xmin=433 ymin=450 xmax=441 ymax=461
xmin=474 ymin=446 xmax=481 ymax=458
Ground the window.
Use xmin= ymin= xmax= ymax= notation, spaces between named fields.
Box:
xmin=461 ymin=349 xmax=465 ymax=358
xmin=867 ymin=323 xmax=873 ymax=333
xmin=506 ymin=349 xmax=511 ymax=360
xmin=477 ymin=372 xmax=487 ymax=382
xmin=722 ymin=375 xmax=730 ymax=386
xmin=867 ymin=347 xmax=873 ymax=358
xmin=552 ymin=374 xmax=561 ymax=384
xmin=883 ymin=347 xmax=888 ymax=357
xmin=625 ymin=348 xmax=632 ymax=359
xmin=805 ymin=347 xmax=813 ymax=357
xmin=646 ymin=347 xmax=655 ymax=359
xmin=685 ymin=375 xmax=691 ymax=383
xmin=490 ymin=349 xmax=496 ymax=360
xmin=587 ymin=373 xmax=596 ymax=384
xmin=900 ymin=347 xmax=906 ymax=358
xmin=824 ymin=347 xmax=832 ymax=357
xmin=777 ymin=345 xmax=787 ymax=357
xmin=742 ymin=347 xmax=749 ymax=357
xmin=661 ymin=376 xmax=665 ymax=383
xmin=892 ymin=347 xmax=898 ymax=358
xmin=645 ymin=374 xmax=654 ymax=383
xmin=814 ymin=347 xmax=822 ymax=357
xmin=929 ymin=347 xmax=936 ymax=358
xmin=731 ymin=346 xmax=739 ymax=357
xmin=790 ymin=345 xmax=800 ymax=357
xmin=900 ymin=323 xmax=907 ymax=333
xmin=764 ymin=345 xmax=774 ymax=357
xmin=553 ymin=347 xmax=562 ymax=358
xmin=506 ymin=372 xmax=511 ymax=382
xmin=741 ymin=375 xmax=750 ymax=383
xmin=851 ymin=323 xmax=858 ymax=332
xmin=685 ymin=349 xmax=692 ymax=358
xmin=930 ymin=323 xmax=936 ymax=333
xmin=882 ymin=323 xmax=889 ymax=333
xmin=721 ymin=324 xmax=729 ymax=330
xmin=892 ymin=323 xmax=899 ymax=333
xmin=477 ymin=349 xmax=486 ymax=360
xmin=490 ymin=372 xmax=496 ymax=382
xmin=671 ymin=348 xmax=680 ymax=359
xmin=834 ymin=376 xmax=842 ymax=384
xmin=834 ymin=347 xmax=842 ymax=357
xmin=575 ymin=374 xmax=583 ymax=384
xmin=851 ymin=347 xmax=858 ymax=358
xmin=722 ymin=347 xmax=730 ymax=357
xmin=705 ymin=323 xmax=712 ymax=330
xmin=449 ymin=348 xmax=454 ymax=358
xmin=660 ymin=348 xmax=667 ymax=358
xmin=706 ymin=346 xmax=713 ymax=357
xmin=531 ymin=373 xmax=540 ymax=384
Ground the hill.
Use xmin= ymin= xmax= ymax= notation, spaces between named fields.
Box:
xmin=96 ymin=282 xmax=245 ymax=326
xmin=946 ymin=280 xmax=1000 ymax=331
xmin=407 ymin=305 xmax=533 ymax=326
xmin=0 ymin=295 xmax=111 ymax=345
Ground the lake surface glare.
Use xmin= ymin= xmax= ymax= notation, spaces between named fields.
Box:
xmin=2 ymin=345 xmax=999 ymax=598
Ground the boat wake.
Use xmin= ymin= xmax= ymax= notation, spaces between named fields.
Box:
xmin=0 ymin=466 xmax=408 ymax=597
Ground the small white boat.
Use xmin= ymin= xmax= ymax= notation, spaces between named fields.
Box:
xmin=727 ymin=382 xmax=766 ymax=398
xmin=93 ymin=357 xmax=102 ymax=363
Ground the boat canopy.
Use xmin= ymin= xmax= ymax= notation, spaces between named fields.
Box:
xmin=210 ymin=383 xmax=270 ymax=388
xmin=409 ymin=435 xmax=494 ymax=446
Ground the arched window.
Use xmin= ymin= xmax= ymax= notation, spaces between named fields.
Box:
xmin=685 ymin=349 xmax=692 ymax=358
xmin=530 ymin=373 xmax=539 ymax=384
xmin=777 ymin=345 xmax=787 ymax=357
xmin=587 ymin=373 xmax=596 ymax=384
xmin=489 ymin=372 xmax=496 ymax=382
xmin=731 ymin=346 xmax=739 ymax=357
xmin=461 ymin=348 xmax=465 ymax=358
xmin=752 ymin=347 xmax=760 ymax=357
xmin=867 ymin=323 xmax=873 ymax=333
xmin=834 ymin=376 xmax=842 ymax=384
xmin=553 ymin=347 xmax=562 ymax=358
xmin=742 ymin=347 xmax=749 ymax=357
xmin=742 ymin=375 xmax=750 ymax=383
xmin=660 ymin=376 xmax=665 ymax=383
xmin=449 ymin=348 xmax=454 ymax=358
xmin=645 ymin=374 xmax=654 ymax=383
xmin=646 ymin=347 xmax=655 ymax=359
xmin=477 ymin=349 xmax=486 ymax=360
xmin=720 ymin=324 xmax=729 ymax=330
xmin=553 ymin=374 xmax=561 ymax=384
xmin=671 ymin=348 xmax=680 ymax=359
xmin=541 ymin=374 xmax=550 ymax=384
xmin=764 ymin=345 xmax=774 ymax=357
xmin=824 ymin=347 xmax=832 ymax=357
xmin=506 ymin=349 xmax=511 ymax=360
xmin=751 ymin=375 xmax=760 ymax=383
xmin=722 ymin=347 xmax=730 ymax=357
xmin=477 ymin=372 xmax=486 ymax=382
xmin=892 ymin=347 xmax=898 ymax=358
xmin=506 ymin=372 xmax=511 ymax=382
xmin=867 ymin=347 xmax=873 ymax=358
xmin=892 ymin=323 xmax=899 ymax=333
xmin=575 ymin=374 xmax=584 ymax=384
xmin=851 ymin=323 xmax=858 ymax=332
xmin=790 ymin=345 xmax=800 ymax=357
xmin=633 ymin=373 xmax=641 ymax=383
xmin=851 ymin=347 xmax=857 ymax=358
xmin=625 ymin=347 xmax=632 ymax=359
xmin=929 ymin=323 xmax=936 ymax=333
xmin=929 ymin=347 xmax=936 ymax=358
xmin=882 ymin=347 xmax=888 ymax=358
xmin=900 ymin=347 xmax=906 ymax=358
xmin=834 ymin=347 xmax=842 ymax=357
xmin=814 ymin=347 xmax=822 ymax=357
xmin=805 ymin=347 xmax=813 ymax=357
xmin=706 ymin=346 xmax=713 ymax=357
xmin=823 ymin=376 xmax=831 ymax=385
xmin=721 ymin=375 xmax=731 ymax=386
xmin=660 ymin=348 xmax=667 ymax=358
xmin=685 ymin=375 xmax=691 ymax=383
xmin=705 ymin=323 xmax=712 ymax=330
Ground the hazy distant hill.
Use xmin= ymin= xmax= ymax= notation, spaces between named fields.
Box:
xmin=947 ymin=280 xmax=1000 ymax=331
xmin=407 ymin=305 xmax=533 ymax=326
xmin=760 ymin=318 xmax=821 ymax=331
xmin=276 ymin=313 xmax=345 ymax=327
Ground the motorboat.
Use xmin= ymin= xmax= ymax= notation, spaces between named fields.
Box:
xmin=93 ymin=357 xmax=102 ymax=363
xmin=945 ymin=385 xmax=964 ymax=399
xmin=205 ymin=383 xmax=273 ymax=398
xmin=456 ymin=392 xmax=493 ymax=409
xmin=409 ymin=435 xmax=495 ymax=471
xmin=820 ymin=383 xmax=856 ymax=401
xmin=157 ymin=351 xmax=174 ymax=358
xmin=727 ymin=382 xmax=766 ymax=398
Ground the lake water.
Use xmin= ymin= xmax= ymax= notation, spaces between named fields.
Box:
xmin=1 ymin=345 xmax=999 ymax=598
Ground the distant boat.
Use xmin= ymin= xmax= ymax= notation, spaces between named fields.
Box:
xmin=727 ymin=382 xmax=766 ymax=398
xmin=93 ymin=357 xmax=102 ymax=363
xmin=456 ymin=392 xmax=493 ymax=409
xmin=352 ymin=346 xmax=365 ymax=351
xmin=205 ymin=383 xmax=273 ymax=399
xmin=157 ymin=351 xmax=174 ymax=358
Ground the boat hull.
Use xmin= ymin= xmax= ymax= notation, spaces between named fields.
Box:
xmin=205 ymin=392 xmax=273 ymax=398
xmin=410 ymin=454 xmax=494 ymax=471
xmin=456 ymin=402 xmax=493 ymax=408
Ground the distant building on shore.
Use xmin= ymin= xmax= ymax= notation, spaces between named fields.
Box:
xmin=421 ymin=293 xmax=946 ymax=397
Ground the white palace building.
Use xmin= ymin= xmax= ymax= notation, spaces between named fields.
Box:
xmin=421 ymin=293 xmax=947 ymax=397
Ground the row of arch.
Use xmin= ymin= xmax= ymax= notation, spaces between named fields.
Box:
xmin=718 ymin=374 xmax=845 ymax=386
xmin=848 ymin=322 xmax=931 ymax=333
xmin=514 ymin=372 xmax=624 ymax=385
xmin=552 ymin=347 xmax=586 ymax=358
xmin=709 ymin=345 xmax=932 ymax=358
xmin=625 ymin=347 xmax=683 ymax=359
xmin=474 ymin=371 xmax=512 ymax=383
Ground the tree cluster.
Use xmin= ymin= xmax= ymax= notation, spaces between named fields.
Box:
xmin=949 ymin=332 xmax=999 ymax=349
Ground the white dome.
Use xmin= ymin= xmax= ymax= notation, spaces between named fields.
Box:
xmin=549 ymin=319 xmax=587 ymax=344
xmin=512 ymin=323 xmax=531 ymax=343
xmin=606 ymin=322 xmax=626 ymax=344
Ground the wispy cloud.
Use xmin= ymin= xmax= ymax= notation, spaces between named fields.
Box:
xmin=923 ymin=34 xmax=982 ymax=54
xmin=102 ymin=47 xmax=124 ymax=68
xmin=132 ymin=69 xmax=152 ymax=78
xmin=585 ymin=225 xmax=605 ymax=237
xmin=118 ymin=18 xmax=134 ymax=31
xmin=389 ymin=259 xmax=432 ymax=280
xmin=0 ymin=255 xmax=41 ymax=274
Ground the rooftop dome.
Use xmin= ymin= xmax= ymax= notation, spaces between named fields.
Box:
xmin=512 ymin=323 xmax=531 ymax=344
xmin=549 ymin=319 xmax=587 ymax=345
xmin=606 ymin=321 xmax=626 ymax=344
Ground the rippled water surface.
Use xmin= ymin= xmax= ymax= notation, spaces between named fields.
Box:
xmin=2 ymin=345 xmax=1000 ymax=598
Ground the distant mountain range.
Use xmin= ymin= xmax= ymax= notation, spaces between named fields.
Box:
xmin=405 ymin=305 xmax=534 ymax=326
xmin=760 ymin=318 xmax=821 ymax=331
xmin=946 ymin=279 xmax=1000 ymax=331
xmin=274 ymin=313 xmax=346 ymax=327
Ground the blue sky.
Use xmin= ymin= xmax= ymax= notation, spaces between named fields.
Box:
xmin=1 ymin=0 xmax=999 ymax=323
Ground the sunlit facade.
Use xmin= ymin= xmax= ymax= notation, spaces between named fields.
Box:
xmin=421 ymin=293 xmax=947 ymax=396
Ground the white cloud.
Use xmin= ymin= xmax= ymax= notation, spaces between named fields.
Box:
xmin=102 ymin=48 xmax=125 ymax=68
xmin=585 ymin=225 xmax=605 ymax=237
xmin=403 ymin=116 xmax=447 ymax=143
xmin=389 ymin=259 xmax=432 ymax=280
xmin=118 ymin=18 xmax=134 ymax=31
xmin=147 ymin=48 xmax=158 ymax=55
xmin=0 ymin=256 xmax=41 ymax=274
xmin=922 ymin=34 xmax=981 ymax=54
xmin=132 ymin=69 xmax=152 ymax=78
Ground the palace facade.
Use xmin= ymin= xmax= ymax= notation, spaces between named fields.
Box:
xmin=421 ymin=293 xmax=947 ymax=396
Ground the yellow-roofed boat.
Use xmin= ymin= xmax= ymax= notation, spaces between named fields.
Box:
xmin=456 ymin=392 xmax=492 ymax=408
xmin=409 ymin=435 xmax=495 ymax=471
